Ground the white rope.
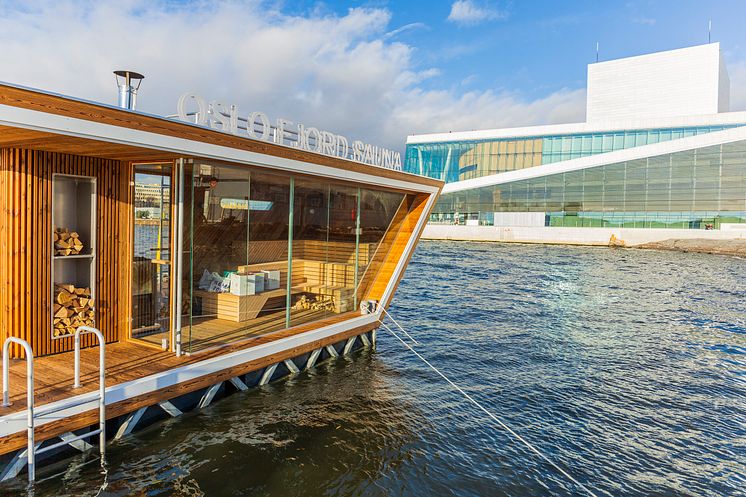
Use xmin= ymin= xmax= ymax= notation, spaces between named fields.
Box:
xmin=94 ymin=457 xmax=109 ymax=497
xmin=379 ymin=307 xmax=419 ymax=345
xmin=381 ymin=320 xmax=599 ymax=497
xmin=378 ymin=321 xmax=418 ymax=348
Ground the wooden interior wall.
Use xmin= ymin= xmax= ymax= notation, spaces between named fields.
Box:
xmin=365 ymin=193 xmax=431 ymax=307
xmin=0 ymin=148 xmax=132 ymax=358
xmin=355 ymin=196 xmax=413 ymax=299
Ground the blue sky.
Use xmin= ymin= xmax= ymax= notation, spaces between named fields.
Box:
xmin=1 ymin=0 xmax=745 ymax=151
xmin=288 ymin=0 xmax=746 ymax=100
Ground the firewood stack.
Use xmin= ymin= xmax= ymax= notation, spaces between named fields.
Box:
xmin=53 ymin=284 xmax=94 ymax=337
xmin=292 ymin=294 xmax=335 ymax=311
xmin=54 ymin=228 xmax=85 ymax=256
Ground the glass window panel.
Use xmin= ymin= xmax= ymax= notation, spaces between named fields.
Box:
xmin=291 ymin=178 xmax=333 ymax=326
xmin=592 ymin=135 xmax=603 ymax=153
xmin=498 ymin=152 xmax=507 ymax=170
xmin=356 ymin=188 xmax=407 ymax=301
xmin=507 ymin=141 xmax=516 ymax=154
xmin=183 ymin=163 xmax=293 ymax=353
xmin=514 ymin=153 xmax=525 ymax=170
xmin=133 ymin=163 xmax=172 ymax=346
xmin=548 ymin=138 xmax=557 ymax=154
xmin=602 ymin=134 xmax=614 ymax=152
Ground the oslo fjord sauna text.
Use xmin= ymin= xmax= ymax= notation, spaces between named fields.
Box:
xmin=0 ymin=81 xmax=441 ymax=481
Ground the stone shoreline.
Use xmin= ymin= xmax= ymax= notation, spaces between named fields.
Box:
xmin=634 ymin=238 xmax=746 ymax=257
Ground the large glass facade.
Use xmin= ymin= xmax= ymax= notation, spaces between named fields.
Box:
xmin=405 ymin=125 xmax=739 ymax=183
xmin=431 ymin=140 xmax=746 ymax=229
xmin=178 ymin=160 xmax=410 ymax=353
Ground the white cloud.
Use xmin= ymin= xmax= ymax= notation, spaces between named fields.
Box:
xmin=0 ymin=1 xmax=583 ymax=152
xmin=447 ymin=0 xmax=506 ymax=26
xmin=396 ymin=88 xmax=586 ymax=139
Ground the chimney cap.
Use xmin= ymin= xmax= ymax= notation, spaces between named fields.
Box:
xmin=114 ymin=70 xmax=145 ymax=80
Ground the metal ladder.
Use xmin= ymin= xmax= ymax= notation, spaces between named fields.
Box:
xmin=1 ymin=326 xmax=106 ymax=482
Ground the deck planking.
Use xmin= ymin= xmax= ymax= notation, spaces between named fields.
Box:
xmin=136 ymin=308 xmax=328 ymax=352
xmin=0 ymin=310 xmax=360 ymax=416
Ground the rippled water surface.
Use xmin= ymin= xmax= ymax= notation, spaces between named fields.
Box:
xmin=6 ymin=242 xmax=746 ymax=496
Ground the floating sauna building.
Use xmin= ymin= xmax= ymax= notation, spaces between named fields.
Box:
xmin=0 ymin=81 xmax=441 ymax=481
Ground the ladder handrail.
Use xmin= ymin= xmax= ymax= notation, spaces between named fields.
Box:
xmin=0 ymin=328 xmax=106 ymax=483
xmin=73 ymin=326 xmax=106 ymax=456
xmin=1 ymin=337 xmax=35 ymax=481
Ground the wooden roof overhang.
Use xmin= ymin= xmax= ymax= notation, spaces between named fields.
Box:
xmin=0 ymin=82 xmax=442 ymax=193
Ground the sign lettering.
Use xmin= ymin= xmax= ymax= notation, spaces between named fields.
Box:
xmin=176 ymin=93 xmax=402 ymax=171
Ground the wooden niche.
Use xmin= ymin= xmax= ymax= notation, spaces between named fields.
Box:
xmin=0 ymin=148 xmax=132 ymax=357
xmin=52 ymin=174 xmax=96 ymax=339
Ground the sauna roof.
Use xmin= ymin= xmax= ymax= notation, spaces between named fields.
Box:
xmin=0 ymin=82 xmax=442 ymax=193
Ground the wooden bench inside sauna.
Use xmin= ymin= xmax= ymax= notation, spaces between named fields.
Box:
xmin=191 ymin=240 xmax=373 ymax=323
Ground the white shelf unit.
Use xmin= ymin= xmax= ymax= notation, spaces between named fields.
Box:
xmin=51 ymin=174 xmax=97 ymax=339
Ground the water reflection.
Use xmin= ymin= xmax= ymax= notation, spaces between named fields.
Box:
xmin=2 ymin=241 xmax=745 ymax=496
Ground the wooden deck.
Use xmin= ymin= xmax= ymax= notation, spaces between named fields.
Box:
xmin=137 ymin=308 xmax=328 ymax=352
xmin=0 ymin=310 xmax=358 ymax=417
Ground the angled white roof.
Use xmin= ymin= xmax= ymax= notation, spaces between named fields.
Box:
xmin=441 ymin=125 xmax=746 ymax=194
xmin=407 ymin=111 xmax=746 ymax=145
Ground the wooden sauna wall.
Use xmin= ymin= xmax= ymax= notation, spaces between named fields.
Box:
xmin=365 ymin=193 xmax=431 ymax=306
xmin=0 ymin=148 xmax=132 ymax=357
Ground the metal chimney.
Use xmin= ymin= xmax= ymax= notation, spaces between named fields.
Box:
xmin=113 ymin=70 xmax=144 ymax=110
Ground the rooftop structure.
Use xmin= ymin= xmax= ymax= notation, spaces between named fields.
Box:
xmin=586 ymin=43 xmax=730 ymax=122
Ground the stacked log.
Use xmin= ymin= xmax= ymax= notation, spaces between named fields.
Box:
xmin=53 ymin=284 xmax=94 ymax=337
xmin=54 ymin=228 xmax=85 ymax=256
xmin=292 ymin=294 xmax=335 ymax=312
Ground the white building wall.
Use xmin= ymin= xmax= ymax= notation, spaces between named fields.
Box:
xmin=587 ymin=43 xmax=728 ymax=122
xmin=422 ymin=224 xmax=746 ymax=246
xmin=719 ymin=51 xmax=731 ymax=113
xmin=493 ymin=212 xmax=546 ymax=227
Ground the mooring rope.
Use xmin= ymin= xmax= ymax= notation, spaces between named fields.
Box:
xmin=379 ymin=306 xmax=419 ymax=345
xmin=94 ymin=458 xmax=109 ymax=497
xmin=378 ymin=314 xmax=599 ymax=497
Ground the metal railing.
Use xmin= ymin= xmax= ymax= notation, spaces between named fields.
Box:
xmin=1 ymin=337 xmax=35 ymax=480
xmin=1 ymin=326 xmax=106 ymax=482
xmin=73 ymin=326 xmax=106 ymax=453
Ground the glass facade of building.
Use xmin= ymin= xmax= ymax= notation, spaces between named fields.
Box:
xmin=431 ymin=140 xmax=746 ymax=229
xmin=405 ymin=125 xmax=738 ymax=183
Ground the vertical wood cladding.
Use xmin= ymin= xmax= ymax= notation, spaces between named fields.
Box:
xmin=0 ymin=149 xmax=132 ymax=357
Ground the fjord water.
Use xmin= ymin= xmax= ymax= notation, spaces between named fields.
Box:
xmin=8 ymin=241 xmax=746 ymax=496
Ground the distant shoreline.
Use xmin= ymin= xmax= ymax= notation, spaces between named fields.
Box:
xmin=634 ymin=238 xmax=746 ymax=257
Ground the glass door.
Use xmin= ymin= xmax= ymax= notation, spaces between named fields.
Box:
xmin=132 ymin=163 xmax=173 ymax=348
